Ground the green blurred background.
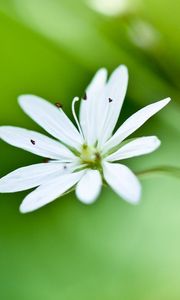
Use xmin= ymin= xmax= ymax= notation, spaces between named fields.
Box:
xmin=0 ymin=0 xmax=180 ymax=299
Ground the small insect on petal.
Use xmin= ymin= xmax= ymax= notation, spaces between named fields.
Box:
xmin=30 ymin=139 xmax=35 ymax=145
xmin=108 ymin=98 xmax=113 ymax=103
xmin=82 ymin=92 xmax=87 ymax=100
xmin=55 ymin=102 xmax=63 ymax=108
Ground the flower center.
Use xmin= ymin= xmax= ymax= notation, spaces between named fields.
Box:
xmin=80 ymin=144 xmax=101 ymax=168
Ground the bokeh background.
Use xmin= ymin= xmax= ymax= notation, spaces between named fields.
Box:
xmin=0 ymin=0 xmax=180 ymax=299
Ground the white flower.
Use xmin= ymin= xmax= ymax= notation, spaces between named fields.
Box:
xmin=0 ymin=65 xmax=170 ymax=213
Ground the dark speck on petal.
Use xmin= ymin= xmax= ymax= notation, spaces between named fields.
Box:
xmin=30 ymin=139 xmax=35 ymax=145
xmin=82 ymin=92 xmax=87 ymax=100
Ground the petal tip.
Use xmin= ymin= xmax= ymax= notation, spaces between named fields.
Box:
xmin=99 ymin=67 xmax=108 ymax=74
xmin=150 ymin=136 xmax=161 ymax=149
xmin=18 ymin=94 xmax=33 ymax=105
xmin=18 ymin=94 xmax=41 ymax=109
xmin=119 ymin=186 xmax=141 ymax=205
xmin=118 ymin=64 xmax=128 ymax=74
xmin=75 ymin=170 xmax=101 ymax=205
xmin=75 ymin=185 xmax=98 ymax=205
xmin=161 ymin=97 xmax=171 ymax=106
xmin=120 ymin=64 xmax=128 ymax=70
xmin=130 ymin=188 xmax=142 ymax=205
xmin=19 ymin=203 xmax=28 ymax=214
xmin=19 ymin=202 xmax=34 ymax=214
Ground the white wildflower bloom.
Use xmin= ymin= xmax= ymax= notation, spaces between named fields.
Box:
xmin=0 ymin=65 xmax=170 ymax=213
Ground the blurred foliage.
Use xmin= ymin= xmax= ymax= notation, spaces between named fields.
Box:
xmin=0 ymin=0 xmax=180 ymax=299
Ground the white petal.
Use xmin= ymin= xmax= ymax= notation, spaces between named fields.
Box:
xmin=107 ymin=136 xmax=161 ymax=162
xmin=79 ymin=68 xmax=107 ymax=145
xmin=103 ymin=162 xmax=141 ymax=204
xmin=103 ymin=97 xmax=171 ymax=153
xmin=97 ymin=65 xmax=128 ymax=145
xmin=18 ymin=95 xmax=83 ymax=150
xmin=0 ymin=162 xmax=72 ymax=192
xmin=0 ymin=126 xmax=76 ymax=160
xmin=84 ymin=68 xmax=107 ymax=102
xmin=76 ymin=169 xmax=102 ymax=204
xmin=20 ymin=170 xmax=85 ymax=213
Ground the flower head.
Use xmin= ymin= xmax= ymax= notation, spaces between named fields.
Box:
xmin=0 ymin=65 xmax=170 ymax=213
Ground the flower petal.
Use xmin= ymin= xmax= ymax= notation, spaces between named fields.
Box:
xmin=97 ymin=65 xmax=128 ymax=145
xmin=103 ymin=97 xmax=171 ymax=153
xmin=20 ymin=170 xmax=85 ymax=213
xmin=0 ymin=162 xmax=72 ymax=192
xmin=0 ymin=126 xmax=76 ymax=160
xmin=18 ymin=95 xmax=83 ymax=150
xmin=75 ymin=169 xmax=102 ymax=204
xmin=106 ymin=136 xmax=161 ymax=162
xmin=79 ymin=68 xmax=107 ymax=145
xmin=103 ymin=162 xmax=141 ymax=204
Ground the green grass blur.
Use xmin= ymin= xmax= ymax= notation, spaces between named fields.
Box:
xmin=0 ymin=0 xmax=180 ymax=299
